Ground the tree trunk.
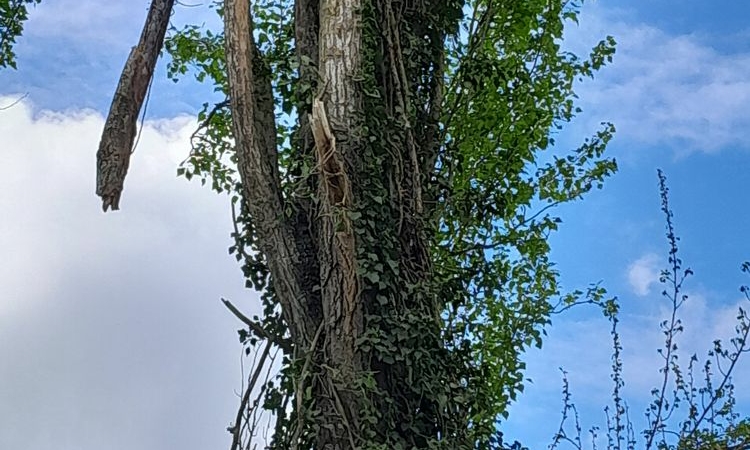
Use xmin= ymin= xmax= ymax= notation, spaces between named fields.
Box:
xmin=224 ymin=0 xmax=367 ymax=447
xmin=313 ymin=0 xmax=365 ymax=447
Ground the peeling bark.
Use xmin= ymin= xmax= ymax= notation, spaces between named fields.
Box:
xmin=96 ymin=0 xmax=174 ymax=211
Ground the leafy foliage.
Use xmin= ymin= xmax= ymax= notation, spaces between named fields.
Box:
xmin=436 ymin=2 xmax=616 ymax=437
xmin=0 ymin=0 xmax=39 ymax=69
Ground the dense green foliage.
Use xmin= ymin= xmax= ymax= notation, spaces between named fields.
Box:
xmin=166 ymin=0 xmax=617 ymax=448
xmin=0 ymin=0 xmax=39 ymax=68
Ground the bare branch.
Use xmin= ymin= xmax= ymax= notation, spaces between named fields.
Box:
xmin=96 ymin=0 xmax=174 ymax=211
xmin=221 ymin=298 xmax=292 ymax=353
xmin=0 ymin=92 xmax=27 ymax=110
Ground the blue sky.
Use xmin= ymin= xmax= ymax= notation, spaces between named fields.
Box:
xmin=1 ymin=1 xmax=749 ymax=449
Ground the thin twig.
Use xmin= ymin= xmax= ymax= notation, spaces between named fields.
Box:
xmin=0 ymin=93 xmax=27 ymax=110
xmin=221 ymin=297 xmax=292 ymax=352
xmin=229 ymin=339 xmax=272 ymax=450
xmin=290 ymin=321 xmax=324 ymax=450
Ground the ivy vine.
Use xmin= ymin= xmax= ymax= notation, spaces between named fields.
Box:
xmin=164 ymin=0 xmax=617 ymax=448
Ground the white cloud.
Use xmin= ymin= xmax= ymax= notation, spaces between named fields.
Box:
xmin=567 ymin=6 xmax=750 ymax=153
xmin=0 ymin=97 xmax=260 ymax=450
xmin=627 ymin=253 xmax=661 ymax=296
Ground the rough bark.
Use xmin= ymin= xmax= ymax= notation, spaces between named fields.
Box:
xmin=223 ymin=0 xmax=314 ymax=345
xmin=292 ymin=0 xmax=323 ymax=330
xmin=317 ymin=0 xmax=364 ymax=343
xmin=96 ymin=0 xmax=174 ymax=211
xmin=313 ymin=0 xmax=365 ymax=447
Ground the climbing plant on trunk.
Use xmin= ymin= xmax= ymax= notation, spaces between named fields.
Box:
xmin=96 ymin=0 xmax=617 ymax=448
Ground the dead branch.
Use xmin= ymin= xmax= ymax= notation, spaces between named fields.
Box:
xmin=96 ymin=0 xmax=174 ymax=211
xmin=221 ymin=298 xmax=292 ymax=353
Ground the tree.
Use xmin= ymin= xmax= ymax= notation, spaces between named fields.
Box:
xmin=104 ymin=0 xmax=618 ymax=449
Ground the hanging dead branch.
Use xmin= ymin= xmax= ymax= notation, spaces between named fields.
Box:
xmin=96 ymin=0 xmax=174 ymax=211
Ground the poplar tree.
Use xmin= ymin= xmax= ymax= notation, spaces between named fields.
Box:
xmin=98 ymin=0 xmax=617 ymax=449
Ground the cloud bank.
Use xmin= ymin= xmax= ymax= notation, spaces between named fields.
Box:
xmin=0 ymin=97 xmax=259 ymax=450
